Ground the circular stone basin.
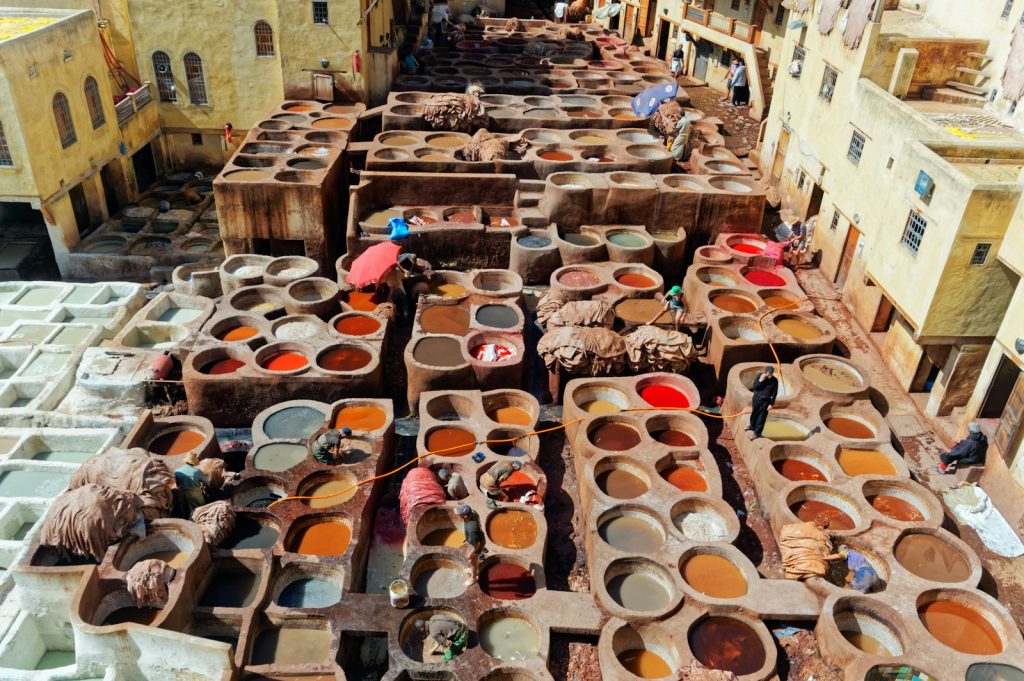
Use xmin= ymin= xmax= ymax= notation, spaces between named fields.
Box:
xmin=561 ymin=232 xmax=599 ymax=247
xmin=776 ymin=317 xmax=823 ymax=340
xmin=276 ymin=577 xmax=341 ymax=608
xmin=802 ymin=358 xmax=865 ymax=392
xmin=253 ymin=443 xmax=307 ymax=472
xmin=318 ymin=346 xmax=372 ymax=372
xmin=288 ymin=520 xmax=352 ymax=556
xmin=574 ymin=385 xmax=629 ymax=415
xmin=727 ymin=237 xmax=765 ymax=254
xmin=262 ymin=405 xmax=326 ymax=440
xmin=743 ymin=268 xmax=787 ymax=287
xmin=826 ymin=415 xmax=877 ymax=439
xmin=894 ymin=533 xmax=971 ymax=582
xmin=618 ymin=649 xmax=674 ymax=678
xmin=148 ymin=429 xmax=205 ymax=456
xmin=920 ymin=598 xmax=1003 ymax=654
xmin=557 ymin=268 xmax=600 ymax=287
xmin=682 ymin=555 xmax=747 ymax=598
xmin=689 ymin=617 xmax=765 ymax=675
xmin=333 ymin=404 xmax=387 ymax=431
xmin=639 ymin=384 xmax=690 ymax=408
xmin=607 ymin=232 xmax=648 ymax=248
xmin=426 ymin=427 xmax=476 ymax=457
xmin=334 ymin=315 xmax=381 ymax=336
xmin=773 ymin=456 xmax=828 ymax=482
xmin=420 ymin=306 xmax=471 ymax=335
xmin=836 ymin=607 xmax=902 ymax=657
xmin=616 ymin=272 xmax=656 ymax=288
xmin=479 ymin=616 xmax=538 ymax=661
xmin=866 ymin=484 xmax=926 ymax=522
xmin=481 ymin=562 xmax=535 ymax=600
xmin=381 ymin=134 xmax=418 ymax=146
xmin=605 ymin=562 xmax=672 ymax=612
xmin=475 ymin=305 xmax=518 ymax=329
xmin=288 ymin=159 xmax=326 ymax=170
xmin=487 ymin=509 xmax=537 ymax=549
xmin=260 ymin=351 xmax=309 ymax=372
xmin=413 ymin=558 xmax=466 ymax=599
xmin=762 ymin=291 xmax=800 ymax=310
xmin=596 ymin=464 xmax=649 ymax=499
xmin=413 ymin=336 xmax=464 ymax=367
xmin=573 ymin=133 xmax=609 ymax=145
xmin=224 ymin=169 xmax=271 ymax=182
xmin=590 ymin=422 xmax=641 ymax=451
xmin=598 ymin=510 xmax=664 ymax=553
xmin=303 ymin=475 xmax=358 ymax=508
xmin=837 ymin=448 xmax=897 ymax=476
xmin=616 ymin=298 xmax=671 ymax=325
xmin=788 ymin=489 xmax=857 ymax=530
xmin=762 ymin=418 xmax=810 ymax=441
xmin=967 ymin=665 xmax=1024 ymax=681
xmin=661 ymin=465 xmax=705 ymax=492
xmin=710 ymin=292 xmax=758 ymax=313
xmin=222 ymin=516 xmax=279 ymax=550
xmin=84 ymin=238 xmax=126 ymax=254
xmin=201 ymin=358 xmax=245 ymax=375
xmin=539 ymin=150 xmax=573 ymax=161
xmin=673 ymin=505 xmax=728 ymax=542
xmin=311 ymin=118 xmax=353 ymax=130
xmin=696 ymin=267 xmax=738 ymax=287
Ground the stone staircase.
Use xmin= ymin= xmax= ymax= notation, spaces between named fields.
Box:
xmin=752 ymin=47 xmax=773 ymax=115
xmin=925 ymin=51 xmax=993 ymax=107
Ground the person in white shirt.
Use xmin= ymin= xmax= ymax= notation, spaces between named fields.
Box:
xmin=731 ymin=60 xmax=749 ymax=106
xmin=430 ymin=3 xmax=451 ymax=44
xmin=554 ymin=0 xmax=569 ymax=21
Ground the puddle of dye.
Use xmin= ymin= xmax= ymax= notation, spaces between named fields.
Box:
xmin=158 ymin=308 xmax=202 ymax=323
xmin=682 ymin=555 xmax=747 ymax=598
xmin=790 ymin=499 xmax=855 ymax=530
xmin=597 ymin=469 xmax=648 ymax=498
xmin=149 ymin=430 xmax=205 ymax=456
xmin=616 ymin=298 xmax=672 ymax=324
xmin=34 ymin=651 xmax=75 ymax=669
xmin=562 ymin=233 xmax=599 ymax=246
xmin=203 ymin=358 xmax=245 ymax=375
xmin=103 ymin=606 xmax=159 ymax=626
xmin=826 ymin=416 xmax=875 ymax=439
xmin=744 ymin=269 xmax=786 ymax=287
xmin=277 ymin=577 xmax=341 ymax=608
xmin=420 ymin=306 xmax=470 ymax=335
xmin=761 ymin=419 xmax=809 ymax=441
xmin=575 ymin=134 xmax=608 ymax=144
xmin=422 ymin=527 xmax=465 ymax=547
xmin=430 ymin=282 xmax=468 ymax=298
xmin=842 ymin=631 xmax=893 ymax=656
xmin=776 ymin=318 xmax=822 ymax=340
xmin=364 ymin=511 xmax=405 ymax=594
xmin=292 ymin=522 xmax=351 ymax=556
xmin=334 ymin=405 xmax=387 ymax=431
xmin=607 ymin=571 xmax=670 ymax=611
xmin=429 ymin=135 xmax=465 ymax=148
xmin=518 ymin=235 xmax=552 ymax=248
xmin=590 ymin=422 xmax=641 ymax=450
xmin=599 ymin=515 xmax=662 ymax=552
xmin=250 ymin=628 xmax=332 ymax=665
xmin=334 ymin=316 xmax=380 ymax=336
xmin=304 ymin=478 xmax=357 ymax=509
xmin=919 ymin=600 xmax=1002 ymax=654
xmin=662 ymin=466 xmax=706 ymax=491
xmin=345 ymin=290 xmax=385 ymax=311
xmin=557 ymin=269 xmax=600 ymax=287
xmin=711 ymin=293 xmax=757 ymax=314
xmin=426 ymin=427 xmax=476 ymax=457
xmin=731 ymin=242 xmax=763 ymax=254
xmin=33 ymin=450 xmax=92 ymax=463
xmin=618 ymin=649 xmax=673 ymax=678
xmin=966 ymin=664 xmax=1024 ymax=681
xmin=200 ymin=571 xmax=259 ymax=607
xmin=222 ymin=518 xmax=279 ymax=549
xmin=489 ymin=406 xmax=532 ymax=425
xmin=675 ymin=510 xmax=728 ymax=541
xmin=319 ymin=347 xmax=371 ymax=371
xmin=774 ymin=459 xmax=827 ymax=482
xmin=607 ymin=232 xmax=647 ymax=248
xmin=688 ymin=617 xmax=766 ymax=675
xmin=263 ymin=405 xmax=325 ymax=439
xmin=482 ymin=561 xmax=535 ymax=599
xmin=837 ymin=448 xmax=897 ymax=476
xmin=253 ymin=443 xmax=307 ymax=472
xmin=141 ymin=548 xmax=188 ymax=569
xmin=762 ymin=294 xmax=796 ymax=309
xmin=640 ymin=384 xmax=690 ymax=408
xmin=893 ymin=533 xmax=970 ymax=582
xmin=414 ymin=565 xmax=465 ymax=598
xmin=476 ymin=304 xmax=518 ymax=328
xmin=580 ymin=399 xmax=622 ymax=414
xmin=488 ymin=509 xmax=538 ymax=548
xmin=616 ymin=273 xmax=656 ymax=288
xmin=802 ymin=361 xmax=862 ymax=391
xmin=541 ymin=151 xmax=574 ymax=161
xmin=480 ymin=617 xmax=538 ymax=660
xmin=261 ymin=351 xmax=309 ymax=372
xmin=869 ymin=494 xmax=924 ymax=522
xmin=447 ymin=210 xmax=477 ymax=223
xmin=363 ymin=209 xmax=401 ymax=228
xmin=218 ymin=325 xmax=259 ymax=341
xmin=413 ymin=336 xmax=465 ymax=367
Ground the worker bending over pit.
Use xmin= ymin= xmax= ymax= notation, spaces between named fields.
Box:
xmin=312 ymin=427 xmax=354 ymax=465
xmin=175 ymin=452 xmax=211 ymax=516
xmin=415 ymin=614 xmax=468 ymax=660
xmin=437 ymin=467 xmax=468 ymax=499
xmin=479 ymin=460 xmax=522 ymax=500
xmin=457 ymin=504 xmax=485 ymax=586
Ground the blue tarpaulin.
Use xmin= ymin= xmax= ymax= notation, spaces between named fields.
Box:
xmin=631 ymin=82 xmax=679 ymax=117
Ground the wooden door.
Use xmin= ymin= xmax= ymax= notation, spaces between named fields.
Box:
xmin=694 ymin=40 xmax=711 ymax=80
xmin=871 ymin=295 xmax=895 ymax=333
xmin=313 ymin=72 xmax=335 ymax=101
xmin=994 ymin=372 xmax=1024 ymax=463
xmin=772 ymin=126 xmax=789 ymax=180
xmin=638 ymin=0 xmax=652 ymax=38
xmin=835 ymin=224 xmax=860 ymax=287
xmin=623 ymin=5 xmax=636 ymax=42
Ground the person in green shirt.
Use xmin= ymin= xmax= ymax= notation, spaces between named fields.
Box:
xmin=312 ymin=427 xmax=353 ymax=465
xmin=175 ymin=451 xmax=211 ymax=516
xmin=457 ymin=504 xmax=485 ymax=585
xmin=415 ymin=614 xmax=468 ymax=660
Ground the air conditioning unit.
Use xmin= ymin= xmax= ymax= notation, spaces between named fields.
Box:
xmin=914 ymin=170 xmax=935 ymax=200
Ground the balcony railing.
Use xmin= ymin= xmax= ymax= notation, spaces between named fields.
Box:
xmin=681 ymin=2 xmax=760 ymax=44
xmin=115 ymin=82 xmax=154 ymax=127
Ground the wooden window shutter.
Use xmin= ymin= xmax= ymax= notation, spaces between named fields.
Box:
xmin=995 ymin=373 xmax=1024 ymax=463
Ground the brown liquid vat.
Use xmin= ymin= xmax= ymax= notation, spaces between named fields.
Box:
xmin=602 ymin=558 xmax=679 ymax=616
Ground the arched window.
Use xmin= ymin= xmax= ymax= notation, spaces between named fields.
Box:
xmin=52 ymin=93 xmax=77 ymax=149
xmin=0 ymin=121 xmax=13 ymax=166
xmin=84 ymin=76 xmax=106 ymax=129
xmin=254 ymin=21 xmax=275 ymax=56
xmin=183 ymin=52 xmax=208 ymax=104
xmin=152 ymin=51 xmax=176 ymax=102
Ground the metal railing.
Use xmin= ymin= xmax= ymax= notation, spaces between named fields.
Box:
xmin=681 ymin=2 xmax=760 ymax=44
xmin=115 ymin=82 xmax=155 ymax=128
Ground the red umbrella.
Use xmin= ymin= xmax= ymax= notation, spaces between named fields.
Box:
xmin=347 ymin=241 xmax=402 ymax=288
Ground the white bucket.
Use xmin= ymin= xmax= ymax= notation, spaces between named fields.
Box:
xmin=389 ymin=578 xmax=410 ymax=608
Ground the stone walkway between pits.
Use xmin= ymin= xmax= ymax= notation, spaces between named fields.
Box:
xmin=796 ymin=266 xmax=1024 ymax=629
xmin=682 ymin=81 xmax=763 ymax=152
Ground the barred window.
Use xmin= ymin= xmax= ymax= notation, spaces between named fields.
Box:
xmin=791 ymin=45 xmax=805 ymax=79
xmin=848 ymin=130 xmax=865 ymax=164
xmin=0 ymin=121 xmax=13 ymax=166
xmin=84 ymin=76 xmax=105 ymax=129
xmin=774 ymin=3 xmax=785 ymax=23
xmin=830 ymin=210 xmax=841 ymax=231
xmin=820 ymin=65 xmax=838 ymax=102
xmin=731 ymin=0 xmax=740 ymax=9
xmin=900 ymin=210 xmax=927 ymax=254
xmin=970 ymin=243 xmax=991 ymax=265
xmin=313 ymin=1 xmax=329 ymax=24
xmin=152 ymin=51 xmax=176 ymax=102
xmin=254 ymin=21 xmax=275 ymax=56
xmin=52 ymin=93 xmax=77 ymax=149
xmin=183 ymin=52 xmax=208 ymax=105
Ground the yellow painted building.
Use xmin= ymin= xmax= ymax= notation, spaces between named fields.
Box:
xmin=0 ymin=8 xmax=161 ymax=276
xmin=759 ymin=1 xmax=1024 ymax=474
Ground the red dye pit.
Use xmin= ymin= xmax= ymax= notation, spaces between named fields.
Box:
xmin=790 ymin=499 xmax=855 ymax=530
xmin=334 ymin=316 xmax=381 ymax=336
xmin=203 ymin=358 xmax=245 ymax=375
xmin=743 ymin=270 xmax=787 ymax=287
xmin=639 ymin=385 xmax=690 ymax=408
xmin=774 ymin=459 xmax=827 ymax=482
xmin=652 ymin=430 xmax=695 ymax=446
xmin=481 ymin=561 xmax=536 ymax=600
xmin=540 ymin=151 xmax=573 ymax=161
xmin=261 ymin=351 xmax=309 ymax=372
xmin=617 ymin=273 xmax=656 ymax=288
xmin=662 ymin=466 xmax=707 ymax=492
xmin=499 ymin=470 xmax=537 ymax=499
xmin=447 ymin=211 xmax=476 ymax=224
xmin=731 ymin=242 xmax=764 ymax=254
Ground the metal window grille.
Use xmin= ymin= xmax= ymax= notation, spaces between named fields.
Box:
xmin=848 ymin=130 xmax=865 ymax=164
xmin=792 ymin=45 xmax=805 ymax=79
xmin=731 ymin=0 xmax=740 ymax=9
xmin=971 ymin=243 xmax=991 ymax=265
xmin=1006 ymin=0 xmax=1016 ymax=19
xmin=820 ymin=65 xmax=838 ymax=102
xmin=52 ymin=93 xmax=77 ymax=149
xmin=900 ymin=210 xmax=927 ymax=254
xmin=775 ymin=3 xmax=784 ymax=23
xmin=183 ymin=53 xmax=208 ymax=105
xmin=152 ymin=51 xmax=176 ymax=102
xmin=0 ymin=121 xmax=12 ymax=166
xmin=830 ymin=210 xmax=840 ymax=231
xmin=254 ymin=21 xmax=275 ymax=55
xmin=313 ymin=1 xmax=329 ymax=24
xmin=84 ymin=76 xmax=105 ymax=129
